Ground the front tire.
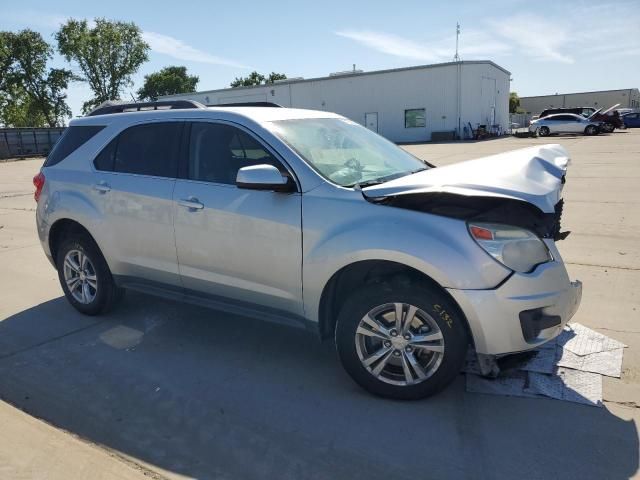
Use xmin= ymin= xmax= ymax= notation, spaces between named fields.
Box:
xmin=602 ymin=122 xmax=614 ymax=133
xmin=538 ymin=126 xmax=550 ymax=137
xmin=56 ymin=234 xmax=124 ymax=315
xmin=335 ymin=281 xmax=468 ymax=400
xmin=584 ymin=125 xmax=598 ymax=136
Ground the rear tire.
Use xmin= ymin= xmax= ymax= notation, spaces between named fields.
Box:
xmin=335 ymin=281 xmax=468 ymax=400
xmin=538 ymin=126 xmax=550 ymax=137
xmin=584 ymin=125 xmax=598 ymax=136
xmin=56 ymin=233 xmax=124 ymax=315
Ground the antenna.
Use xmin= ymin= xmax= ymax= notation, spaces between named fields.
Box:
xmin=453 ymin=22 xmax=461 ymax=62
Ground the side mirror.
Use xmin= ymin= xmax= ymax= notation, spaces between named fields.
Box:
xmin=236 ymin=164 xmax=295 ymax=192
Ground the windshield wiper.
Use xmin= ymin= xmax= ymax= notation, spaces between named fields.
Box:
xmin=350 ymin=179 xmax=384 ymax=189
xmin=349 ymin=166 xmax=429 ymax=189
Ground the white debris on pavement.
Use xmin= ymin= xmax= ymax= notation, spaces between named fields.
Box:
xmin=526 ymin=369 xmax=603 ymax=406
xmin=517 ymin=345 xmax=556 ymax=374
xmin=465 ymin=323 xmax=626 ymax=407
xmin=556 ymin=347 xmax=624 ymax=378
xmin=466 ymin=372 xmax=542 ymax=399
xmin=557 ymin=323 xmax=626 ymax=356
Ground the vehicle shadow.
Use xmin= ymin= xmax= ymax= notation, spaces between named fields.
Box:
xmin=0 ymin=293 xmax=637 ymax=480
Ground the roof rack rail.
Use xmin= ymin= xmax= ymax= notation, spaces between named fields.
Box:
xmin=87 ymin=100 xmax=206 ymax=117
xmin=208 ymin=102 xmax=283 ymax=108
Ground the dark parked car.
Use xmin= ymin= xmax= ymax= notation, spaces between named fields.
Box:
xmin=539 ymin=107 xmax=596 ymax=118
xmin=622 ymin=112 xmax=640 ymax=128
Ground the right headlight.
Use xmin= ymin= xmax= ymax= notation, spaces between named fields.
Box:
xmin=468 ymin=222 xmax=552 ymax=273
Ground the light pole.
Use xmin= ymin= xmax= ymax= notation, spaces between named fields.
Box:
xmin=454 ymin=23 xmax=462 ymax=139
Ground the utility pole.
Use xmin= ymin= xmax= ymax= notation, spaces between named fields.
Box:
xmin=453 ymin=22 xmax=461 ymax=62
xmin=454 ymin=22 xmax=462 ymax=139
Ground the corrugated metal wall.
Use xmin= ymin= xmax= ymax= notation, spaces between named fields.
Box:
xmin=520 ymin=89 xmax=640 ymax=114
xmin=162 ymin=62 xmax=510 ymax=142
xmin=0 ymin=128 xmax=64 ymax=160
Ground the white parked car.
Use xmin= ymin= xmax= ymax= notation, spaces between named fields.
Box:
xmin=529 ymin=113 xmax=601 ymax=137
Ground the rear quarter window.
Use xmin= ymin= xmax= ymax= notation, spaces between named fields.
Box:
xmin=44 ymin=125 xmax=105 ymax=167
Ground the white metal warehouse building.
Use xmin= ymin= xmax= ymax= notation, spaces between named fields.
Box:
xmin=161 ymin=60 xmax=510 ymax=143
xmin=520 ymin=88 xmax=640 ymax=115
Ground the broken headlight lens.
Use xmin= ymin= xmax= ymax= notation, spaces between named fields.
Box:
xmin=468 ymin=222 xmax=552 ymax=273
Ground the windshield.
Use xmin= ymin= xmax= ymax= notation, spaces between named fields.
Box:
xmin=267 ymin=118 xmax=428 ymax=187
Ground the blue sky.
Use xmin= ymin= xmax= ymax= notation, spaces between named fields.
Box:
xmin=2 ymin=0 xmax=639 ymax=117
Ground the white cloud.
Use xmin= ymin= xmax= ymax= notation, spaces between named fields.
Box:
xmin=141 ymin=31 xmax=250 ymax=68
xmin=335 ymin=30 xmax=444 ymax=62
xmin=336 ymin=28 xmax=515 ymax=63
xmin=449 ymin=30 xmax=513 ymax=57
xmin=336 ymin=6 xmax=640 ymax=65
xmin=1 ymin=11 xmax=69 ymax=29
xmin=488 ymin=14 xmax=574 ymax=64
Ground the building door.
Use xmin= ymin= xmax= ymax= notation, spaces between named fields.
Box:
xmin=365 ymin=112 xmax=378 ymax=132
xmin=481 ymin=77 xmax=497 ymax=125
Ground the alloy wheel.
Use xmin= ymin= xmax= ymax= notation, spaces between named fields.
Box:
xmin=354 ymin=302 xmax=445 ymax=386
xmin=63 ymin=249 xmax=98 ymax=304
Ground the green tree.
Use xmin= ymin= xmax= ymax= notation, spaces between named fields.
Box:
xmin=266 ymin=72 xmax=287 ymax=84
xmin=137 ymin=66 xmax=199 ymax=101
xmin=230 ymin=71 xmax=287 ymax=87
xmin=0 ymin=30 xmax=72 ymax=127
xmin=509 ymin=92 xmax=523 ymax=114
xmin=56 ymin=18 xmax=149 ymax=113
xmin=0 ymin=84 xmax=48 ymax=127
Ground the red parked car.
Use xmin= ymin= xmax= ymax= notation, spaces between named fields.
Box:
xmin=590 ymin=104 xmax=624 ymax=133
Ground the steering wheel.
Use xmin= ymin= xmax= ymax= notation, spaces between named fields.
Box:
xmin=344 ymin=157 xmax=362 ymax=172
xmin=328 ymin=157 xmax=364 ymax=183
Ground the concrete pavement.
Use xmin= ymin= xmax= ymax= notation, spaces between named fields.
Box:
xmin=0 ymin=130 xmax=638 ymax=479
xmin=0 ymin=399 xmax=172 ymax=479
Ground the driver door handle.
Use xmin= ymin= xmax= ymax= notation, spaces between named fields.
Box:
xmin=93 ymin=181 xmax=111 ymax=193
xmin=178 ymin=197 xmax=204 ymax=210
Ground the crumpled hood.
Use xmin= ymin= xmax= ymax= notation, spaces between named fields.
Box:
xmin=362 ymin=144 xmax=570 ymax=213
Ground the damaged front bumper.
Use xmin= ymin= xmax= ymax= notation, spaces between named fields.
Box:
xmin=447 ymin=243 xmax=582 ymax=372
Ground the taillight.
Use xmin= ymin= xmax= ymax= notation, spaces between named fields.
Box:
xmin=33 ymin=172 xmax=45 ymax=202
xmin=469 ymin=225 xmax=494 ymax=240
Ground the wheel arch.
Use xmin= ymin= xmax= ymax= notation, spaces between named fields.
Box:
xmin=317 ymin=259 xmax=473 ymax=346
xmin=48 ymin=218 xmax=100 ymax=267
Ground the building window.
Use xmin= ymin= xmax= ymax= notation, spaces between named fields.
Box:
xmin=405 ymin=109 xmax=426 ymax=128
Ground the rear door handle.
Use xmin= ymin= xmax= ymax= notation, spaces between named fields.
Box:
xmin=93 ymin=182 xmax=111 ymax=193
xmin=178 ymin=197 xmax=204 ymax=210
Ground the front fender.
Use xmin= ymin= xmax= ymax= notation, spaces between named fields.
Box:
xmin=301 ymin=190 xmax=511 ymax=324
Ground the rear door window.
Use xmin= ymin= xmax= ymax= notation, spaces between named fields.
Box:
xmin=45 ymin=125 xmax=105 ymax=167
xmin=96 ymin=122 xmax=182 ymax=177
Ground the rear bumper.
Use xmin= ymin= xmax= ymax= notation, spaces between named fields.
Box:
xmin=447 ymin=258 xmax=582 ymax=356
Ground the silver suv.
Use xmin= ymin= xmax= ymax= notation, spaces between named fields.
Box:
xmin=35 ymin=101 xmax=582 ymax=399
